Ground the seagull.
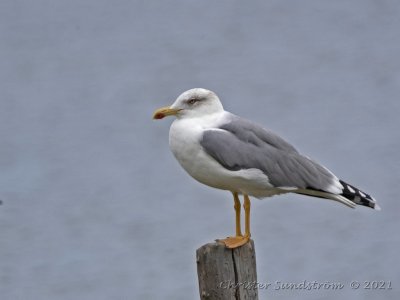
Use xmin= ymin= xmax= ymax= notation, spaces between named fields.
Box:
xmin=153 ymin=88 xmax=380 ymax=248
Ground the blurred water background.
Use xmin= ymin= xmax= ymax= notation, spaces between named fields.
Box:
xmin=1 ymin=1 xmax=399 ymax=299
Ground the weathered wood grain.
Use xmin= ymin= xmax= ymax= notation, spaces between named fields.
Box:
xmin=196 ymin=240 xmax=258 ymax=300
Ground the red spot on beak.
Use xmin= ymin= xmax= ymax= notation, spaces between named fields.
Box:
xmin=153 ymin=112 xmax=165 ymax=119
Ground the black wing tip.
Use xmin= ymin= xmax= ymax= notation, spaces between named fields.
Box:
xmin=339 ymin=179 xmax=380 ymax=210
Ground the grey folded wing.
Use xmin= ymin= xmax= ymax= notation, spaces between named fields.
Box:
xmin=200 ymin=115 xmax=336 ymax=191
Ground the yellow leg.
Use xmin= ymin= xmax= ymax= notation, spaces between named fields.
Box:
xmin=218 ymin=193 xmax=251 ymax=249
xmin=234 ymin=192 xmax=242 ymax=237
xmin=244 ymin=194 xmax=251 ymax=238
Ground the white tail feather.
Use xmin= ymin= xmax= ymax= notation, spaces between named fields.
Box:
xmin=294 ymin=189 xmax=357 ymax=209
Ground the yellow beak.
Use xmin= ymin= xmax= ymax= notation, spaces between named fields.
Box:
xmin=152 ymin=106 xmax=181 ymax=119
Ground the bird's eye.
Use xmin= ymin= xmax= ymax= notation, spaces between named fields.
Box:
xmin=187 ymin=99 xmax=197 ymax=105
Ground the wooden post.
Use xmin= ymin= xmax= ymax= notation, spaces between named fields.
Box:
xmin=196 ymin=240 xmax=258 ymax=300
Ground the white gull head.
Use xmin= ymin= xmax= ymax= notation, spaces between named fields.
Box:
xmin=169 ymin=88 xmax=224 ymax=119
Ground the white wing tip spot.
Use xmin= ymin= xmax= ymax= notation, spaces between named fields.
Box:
xmin=347 ymin=185 xmax=355 ymax=193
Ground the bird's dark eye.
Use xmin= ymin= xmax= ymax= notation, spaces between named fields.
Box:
xmin=187 ymin=98 xmax=197 ymax=105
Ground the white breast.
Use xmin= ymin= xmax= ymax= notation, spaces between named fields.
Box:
xmin=169 ymin=115 xmax=225 ymax=188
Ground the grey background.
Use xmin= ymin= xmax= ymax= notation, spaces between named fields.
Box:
xmin=1 ymin=0 xmax=399 ymax=299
